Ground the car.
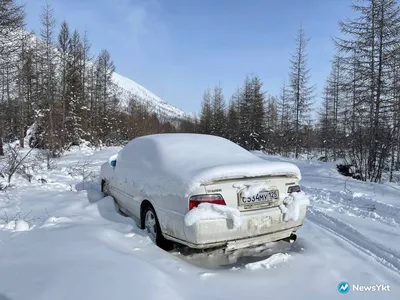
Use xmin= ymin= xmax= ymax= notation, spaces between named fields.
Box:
xmin=100 ymin=133 xmax=309 ymax=251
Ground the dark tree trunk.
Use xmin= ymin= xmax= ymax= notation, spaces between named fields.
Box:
xmin=0 ymin=138 xmax=4 ymax=156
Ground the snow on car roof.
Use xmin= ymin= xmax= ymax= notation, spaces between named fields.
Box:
xmin=118 ymin=134 xmax=301 ymax=196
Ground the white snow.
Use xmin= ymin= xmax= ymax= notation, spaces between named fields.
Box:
xmin=184 ymin=202 xmax=241 ymax=228
xmin=282 ymin=191 xmax=310 ymax=222
xmin=15 ymin=219 xmax=30 ymax=231
xmin=42 ymin=216 xmax=73 ymax=228
xmin=1 ymin=146 xmax=400 ymax=300
xmin=112 ymin=72 xmax=189 ymax=119
xmin=3 ymin=219 xmax=30 ymax=232
xmin=353 ymin=192 xmax=364 ymax=198
xmin=0 ymin=176 xmax=8 ymax=190
xmin=279 ymin=204 xmax=288 ymax=214
xmin=114 ymin=134 xmax=301 ymax=197
xmin=245 ymin=253 xmax=291 ymax=270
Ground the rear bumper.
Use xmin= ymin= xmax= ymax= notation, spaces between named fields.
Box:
xmin=181 ymin=206 xmax=307 ymax=249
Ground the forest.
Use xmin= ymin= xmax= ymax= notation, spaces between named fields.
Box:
xmin=1 ymin=0 xmax=400 ymax=183
xmin=182 ymin=0 xmax=400 ymax=183
xmin=0 ymin=0 xmax=177 ymax=158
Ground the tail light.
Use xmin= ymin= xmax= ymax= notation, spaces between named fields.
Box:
xmin=189 ymin=194 xmax=226 ymax=210
xmin=287 ymin=185 xmax=301 ymax=193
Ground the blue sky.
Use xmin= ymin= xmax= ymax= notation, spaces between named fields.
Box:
xmin=23 ymin=0 xmax=355 ymax=115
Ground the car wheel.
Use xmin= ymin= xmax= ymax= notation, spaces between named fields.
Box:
xmin=143 ymin=205 xmax=173 ymax=251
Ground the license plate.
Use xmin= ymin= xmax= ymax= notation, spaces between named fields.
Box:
xmin=240 ymin=190 xmax=279 ymax=205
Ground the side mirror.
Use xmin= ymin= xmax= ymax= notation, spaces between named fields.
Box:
xmin=110 ymin=160 xmax=117 ymax=168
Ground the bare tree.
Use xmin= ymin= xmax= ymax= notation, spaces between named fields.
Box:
xmin=211 ymin=85 xmax=226 ymax=137
xmin=287 ymin=25 xmax=315 ymax=158
xmin=335 ymin=0 xmax=400 ymax=182
xmin=0 ymin=0 xmax=25 ymax=156
xmin=199 ymin=88 xmax=213 ymax=134
xmin=38 ymin=2 xmax=58 ymax=155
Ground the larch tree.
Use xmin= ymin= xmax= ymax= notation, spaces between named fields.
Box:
xmin=57 ymin=20 xmax=70 ymax=146
xmin=335 ymin=0 xmax=400 ymax=182
xmin=199 ymin=88 xmax=213 ymax=134
xmin=276 ymin=81 xmax=291 ymax=154
xmin=226 ymin=88 xmax=241 ymax=144
xmin=237 ymin=76 xmax=253 ymax=148
xmin=249 ymin=76 xmax=265 ymax=150
xmin=211 ymin=85 xmax=226 ymax=137
xmin=287 ymin=25 xmax=314 ymax=159
xmin=0 ymin=0 xmax=25 ymax=155
xmin=38 ymin=2 xmax=58 ymax=155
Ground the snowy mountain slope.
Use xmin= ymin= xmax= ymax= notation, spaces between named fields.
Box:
xmin=0 ymin=148 xmax=399 ymax=300
xmin=112 ymin=72 xmax=188 ymax=119
xmin=21 ymin=31 xmax=188 ymax=120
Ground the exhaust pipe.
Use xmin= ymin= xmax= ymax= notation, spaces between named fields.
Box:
xmin=283 ymin=233 xmax=297 ymax=244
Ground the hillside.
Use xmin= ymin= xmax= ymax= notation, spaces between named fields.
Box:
xmin=112 ymin=72 xmax=187 ymax=120
xmin=14 ymin=30 xmax=188 ymax=122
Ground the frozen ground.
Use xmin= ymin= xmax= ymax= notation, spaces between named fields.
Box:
xmin=0 ymin=147 xmax=399 ymax=300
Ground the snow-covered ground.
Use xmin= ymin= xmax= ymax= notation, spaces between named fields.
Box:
xmin=0 ymin=147 xmax=399 ymax=300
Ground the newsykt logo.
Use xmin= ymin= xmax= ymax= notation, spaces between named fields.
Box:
xmin=338 ymin=282 xmax=350 ymax=294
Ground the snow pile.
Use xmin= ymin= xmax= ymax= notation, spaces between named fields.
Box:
xmin=41 ymin=216 xmax=73 ymax=228
xmin=353 ymin=192 xmax=364 ymax=198
xmin=281 ymin=191 xmax=310 ymax=222
xmin=245 ymin=253 xmax=291 ymax=270
xmin=233 ymin=183 xmax=270 ymax=198
xmin=3 ymin=219 xmax=30 ymax=232
xmin=184 ymin=203 xmax=241 ymax=228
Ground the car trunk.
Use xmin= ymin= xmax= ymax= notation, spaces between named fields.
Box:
xmin=202 ymin=175 xmax=299 ymax=212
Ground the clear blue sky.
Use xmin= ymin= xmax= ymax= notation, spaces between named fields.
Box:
xmin=23 ymin=0 xmax=355 ymax=116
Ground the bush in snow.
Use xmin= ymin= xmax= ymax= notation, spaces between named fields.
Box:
xmin=4 ymin=219 xmax=30 ymax=232
xmin=0 ymin=143 xmax=41 ymax=187
xmin=0 ymin=210 xmax=40 ymax=232
xmin=35 ymin=149 xmax=59 ymax=170
xmin=68 ymin=159 xmax=97 ymax=190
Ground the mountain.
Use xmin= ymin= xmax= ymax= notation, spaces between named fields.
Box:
xmin=112 ymin=72 xmax=188 ymax=120
xmin=24 ymin=31 xmax=188 ymax=121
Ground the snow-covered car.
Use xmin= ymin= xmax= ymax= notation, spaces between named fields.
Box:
xmin=100 ymin=133 xmax=309 ymax=250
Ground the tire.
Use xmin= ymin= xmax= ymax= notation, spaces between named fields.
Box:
xmin=143 ymin=205 xmax=173 ymax=251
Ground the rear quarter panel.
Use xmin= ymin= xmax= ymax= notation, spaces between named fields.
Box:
xmin=114 ymin=141 xmax=191 ymax=242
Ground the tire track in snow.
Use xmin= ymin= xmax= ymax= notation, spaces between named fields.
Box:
xmin=303 ymin=186 xmax=400 ymax=227
xmin=307 ymin=207 xmax=400 ymax=275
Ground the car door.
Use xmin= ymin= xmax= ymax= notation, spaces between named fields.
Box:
xmin=107 ymin=156 xmax=126 ymax=203
xmin=111 ymin=155 xmax=142 ymax=221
